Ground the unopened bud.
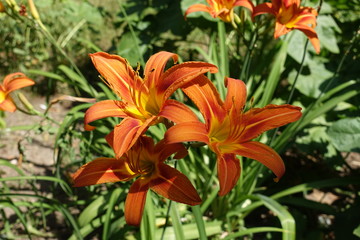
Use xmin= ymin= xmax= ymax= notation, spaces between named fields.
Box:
xmin=27 ymin=0 xmax=40 ymax=20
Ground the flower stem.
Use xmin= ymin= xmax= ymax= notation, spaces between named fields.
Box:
xmin=192 ymin=205 xmax=207 ymax=240
xmin=286 ymin=40 xmax=309 ymax=104
xmin=217 ymin=21 xmax=229 ymax=98
xmin=240 ymin=30 xmax=258 ymax=82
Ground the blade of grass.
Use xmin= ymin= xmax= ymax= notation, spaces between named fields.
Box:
xmin=0 ymin=201 xmax=32 ymax=239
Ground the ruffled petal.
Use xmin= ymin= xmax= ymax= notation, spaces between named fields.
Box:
xmin=72 ymin=157 xmax=135 ymax=187
xmin=84 ymin=100 xmax=128 ymax=131
xmin=144 ymin=51 xmax=178 ymax=89
xmin=224 ymin=78 xmax=247 ymax=112
xmin=125 ymin=178 xmax=150 ymax=226
xmin=0 ymin=96 xmax=16 ymax=112
xmin=89 ymin=52 xmax=137 ymax=104
xmin=234 ymin=141 xmax=285 ymax=180
xmin=181 ymin=75 xmax=224 ymax=124
xmin=150 ymin=163 xmax=201 ymax=205
xmin=217 ymin=153 xmax=241 ymax=196
xmin=165 ymin=121 xmax=210 ymax=145
xmin=159 ymin=99 xmax=199 ymax=124
xmin=240 ymin=104 xmax=302 ymax=142
xmin=159 ymin=62 xmax=218 ymax=101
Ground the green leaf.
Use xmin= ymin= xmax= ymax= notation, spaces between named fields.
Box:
xmin=287 ymin=31 xmax=309 ymax=64
xmin=354 ymin=224 xmax=360 ymax=237
xmin=102 ymin=188 xmax=123 ymax=240
xmin=316 ymin=15 xmax=341 ymax=53
xmin=327 ymin=118 xmax=360 ymax=152
xmin=289 ymin=60 xmax=333 ymax=98
xmin=156 ymin=220 xmax=222 ymax=240
xmin=116 ymin=31 xmax=146 ymax=66
xmin=258 ymin=41 xmax=288 ymax=106
xmin=256 ymin=194 xmax=296 ymax=240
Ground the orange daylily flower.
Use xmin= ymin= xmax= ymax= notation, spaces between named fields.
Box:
xmin=0 ymin=72 xmax=35 ymax=112
xmin=185 ymin=0 xmax=254 ymax=23
xmin=253 ymin=0 xmax=320 ymax=53
xmin=165 ymin=76 xmax=302 ymax=196
xmin=72 ymin=136 xmax=201 ymax=226
xmin=85 ymin=51 xmax=217 ymax=158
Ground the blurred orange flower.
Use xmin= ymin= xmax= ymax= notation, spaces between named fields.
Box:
xmin=85 ymin=51 xmax=217 ymax=158
xmin=0 ymin=72 xmax=35 ymax=112
xmin=185 ymin=0 xmax=254 ymax=23
xmin=0 ymin=2 xmax=5 ymax=12
xmin=165 ymin=76 xmax=302 ymax=196
xmin=253 ymin=0 xmax=320 ymax=53
xmin=72 ymin=136 xmax=201 ymax=226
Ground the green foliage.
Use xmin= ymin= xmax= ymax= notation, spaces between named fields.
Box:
xmin=328 ymin=118 xmax=360 ymax=152
xmin=1 ymin=0 xmax=360 ymax=239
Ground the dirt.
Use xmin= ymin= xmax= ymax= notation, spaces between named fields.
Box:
xmin=1 ymin=95 xmax=68 ymax=177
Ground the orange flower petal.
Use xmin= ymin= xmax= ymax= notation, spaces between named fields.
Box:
xmin=3 ymin=74 xmax=35 ymax=93
xmin=234 ymin=141 xmax=285 ymax=180
xmin=0 ymin=96 xmax=16 ymax=112
xmin=84 ymin=100 xmax=128 ymax=131
xmin=241 ymin=104 xmax=302 ymax=142
xmin=274 ymin=21 xmax=291 ymax=38
xmin=294 ymin=25 xmax=320 ymax=54
xmin=160 ymin=62 xmax=218 ymax=100
xmin=89 ymin=52 xmax=137 ymax=104
xmin=253 ymin=2 xmax=274 ymax=17
xmin=150 ymin=163 xmax=201 ymax=205
xmin=224 ymin=78 xmax=247 ymax=112
xmin=159 ymin=99 xmax=199 ymax=124
xmin=217 ymin=153 xmax=241 ymax=196
xmin=112 ymin=116 xmax=155 ymax=158
xmin=125 ymin=178 xmax=150 ymax=226
xmin=154 ymin=140 xmax=188 ymax=162
xmin=184 ymin=4 xmax=212 ymax=19
xmin=181 ymin=75 xmax=224 ymax=124
xmin=165 ymin=121 xmax=209 ymax=145
xmin=283 ymin=0 xmax=300 ymax=9
xmin=234 ymin=0 xmax=254 ymax=12
xmin=144 ymin=51 xmax=178 ymax=89
xmin=72 ymin=157 xmax=135 ymax=187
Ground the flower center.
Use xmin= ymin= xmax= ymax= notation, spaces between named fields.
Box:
xmin=278 ymin=5 xmax=295 ymax=25
xmin=209 ymin=116 xmax=231 ymax=143
xmin=0 ymin=90 xmax=6 ymax=103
